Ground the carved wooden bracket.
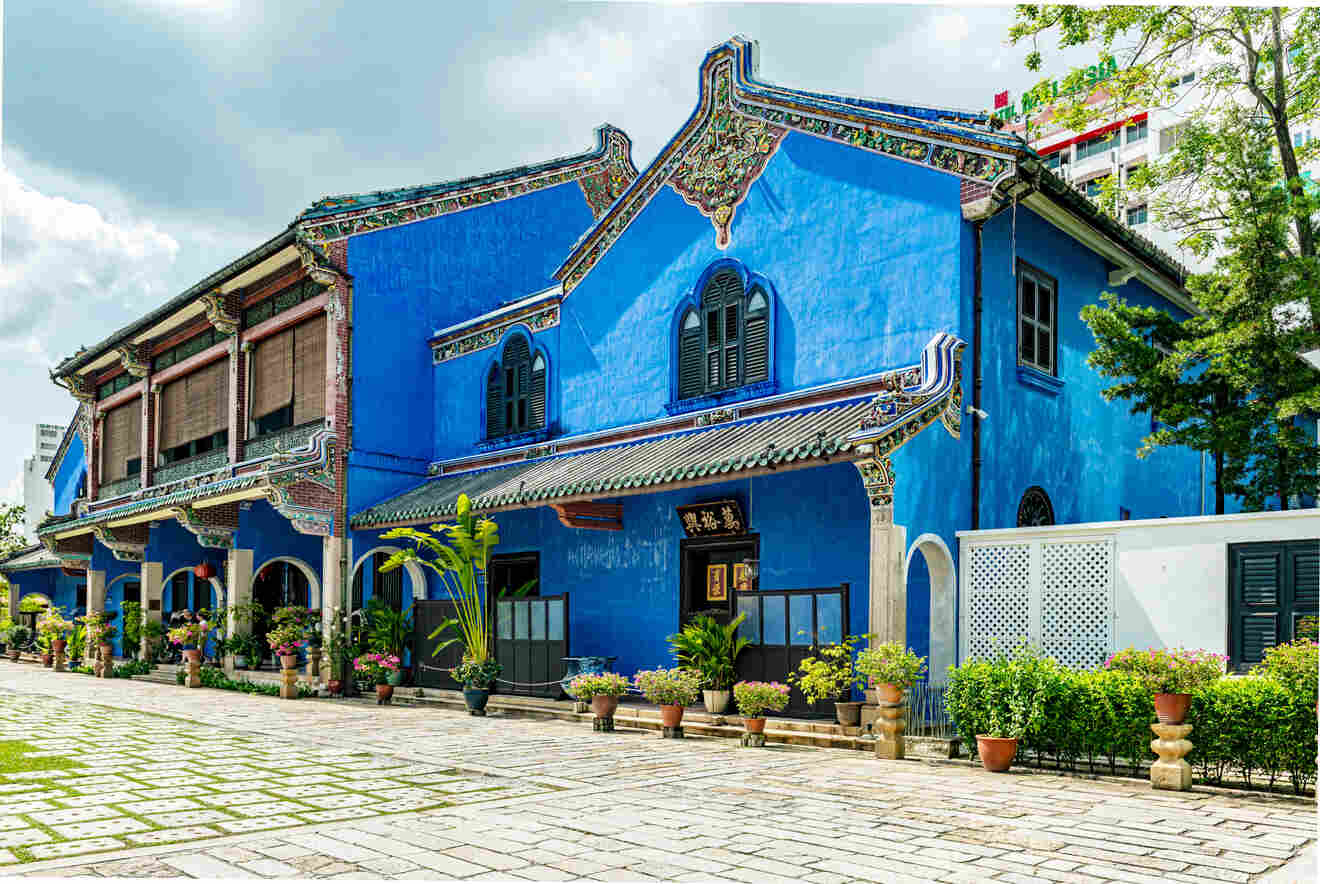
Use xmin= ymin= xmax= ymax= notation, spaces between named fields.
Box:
xmin=169 ymin=503 xmax=239 ymax=549
xmin=92 ymin=525 xmax=148 ymax=562
xmin=854 ymin=455 xmax=895 ymax=521
xmin=551 ymin=502 xmax=623 ymax=531
xmin=114 ymin=344 xmax=150 ymax=378
xmin=200 ymin=289 xmax=239 ymax=336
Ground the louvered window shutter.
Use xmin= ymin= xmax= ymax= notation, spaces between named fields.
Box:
xmin=529 ymin=353 xmax=546 ymax=430
xmin=486 ymin=365 xmax=505 ymax=439
xmin=745 ymin=289 xmax=770 ymax=383
xmin=678 ymin=311 xmax=703 ymax=399
xmin=251 ymin=327 xmax=294 ymax=423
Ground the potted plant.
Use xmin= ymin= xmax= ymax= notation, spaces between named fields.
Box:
xmin=6 ymin=625 xmax=28 ymax=660
xmin=451 ymin=658 xmax=500 ymax=715
xmin=120 ymin=601 xmax=142 ymax=661
xmin=354 ymin=652 xmax=401 ymax=704
xmin=168 ymin=619 xmax=211 ymax=664
xmin=0 ymin=621 xmax=8 ymax=656
xmin=789 ymin=634 xmax=867 ymax=725
xmin=667 ymin=614 xmax=750 ymax=714
xmin=379 ymin=493 xmax=531 ymax=718
xmin=569 ymin=671 xmax=630 ymax=729
xmin=970 ymin=645 xmax=1053 ymax=772
xmin=266 ymin=622 xmax=306 ymax=670
xmin=856 ymin=641 xmax=927 ymax=704
xmin=324 ymin=620 xmax=353 ymax=696
xmin=733 ymin=681 xmax=791 ymax=735
xmin=1104 ymin=646 xmax=1227 ymax=724
xmin=66 ymin=624 xmax=86 ymax=664
xmin=140 ymin=620 xmax=165 ymax=663
xmin=634 ymin=668 xmax=702 ymax=729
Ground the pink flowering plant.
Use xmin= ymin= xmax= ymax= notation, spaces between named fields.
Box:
xmin=633 ymin=667 xmax=702 ymax=706
xmin=265 ymin=622 xmax=306 ymax=656
xmin=78 ymin=612 xmax=117 ymax=646
xmin=568 ymin=672 xmax=629 ymax=700
xmin=167 ymin=620 xmax=210 ymax=649
xmin=733 ymin=681 xmax=791 ymax=718
xmin=354 ymin=652 xmax=401 ymax=685
xmin=1104 ymin=647 xmax=1227 ymax=694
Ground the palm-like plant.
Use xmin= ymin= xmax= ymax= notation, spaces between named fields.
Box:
xmin=667 ymin=613 xmax=750 ymax=690
xmin=380 ymin=494 xmax=505 ymax=664
xmin=364 ymin=598 xmax=413 ymax=657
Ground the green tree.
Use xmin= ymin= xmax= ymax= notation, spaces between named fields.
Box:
xmin=1015 ymin=7 xmax=1320 ymax=508
xmin=0 ymin=503 xmax=26 ymax=559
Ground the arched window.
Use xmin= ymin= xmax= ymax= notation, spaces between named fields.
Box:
xmin=485 ymin=336 xmax=547 ymax=439
xmin=1016 ymin=486 xmax=1055 ymax=527
xmin=677 ymin=268 xmax=771 ymax=399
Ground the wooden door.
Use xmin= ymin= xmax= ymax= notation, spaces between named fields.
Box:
xmin=734 ymin=584 xmax=849 ymax=716
xmin=494 ymin=594 xmax=569 ymax=697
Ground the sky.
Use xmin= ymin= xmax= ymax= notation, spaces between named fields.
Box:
xmin=0 ymin=0 xmax=1097 ymax=509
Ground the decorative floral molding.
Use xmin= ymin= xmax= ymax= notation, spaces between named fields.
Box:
xmin=200 ymin=290 xmax=239 ymax=336
xmin=92 ymin=525 xmax=146 ymax=562
xmin=854 ymin=455 xmax=895 ymax=511
xmin=169 ymin=504 xmax=237 ymax=549
xmin=432 ymin=305 xmax=560 ymax=364
xmin=300 ymin=129 xmax=636 ymax=246
xmin=669 ymin=62 xmax=786 ymax=249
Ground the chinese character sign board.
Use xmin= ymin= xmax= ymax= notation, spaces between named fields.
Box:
xmin=676 ymin=500 xmax=746 ymax=537
xmin=706 ymin=565 xmax=728 ymax=602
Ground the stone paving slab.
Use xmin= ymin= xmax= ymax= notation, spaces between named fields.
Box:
xmin=0 ymin=662 xmax=1314 ymax=882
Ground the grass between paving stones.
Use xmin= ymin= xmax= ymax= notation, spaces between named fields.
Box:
xmin=0 ymin=740 xmax=83 ymax=776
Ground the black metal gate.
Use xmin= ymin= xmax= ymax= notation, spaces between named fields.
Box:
xmin=495 ymin=594 xmax=569 ymax=697
xmin=412 ymin=600 xmax=462 ymax=689
xmin=734 ymin=583 xmax=849 ymax=716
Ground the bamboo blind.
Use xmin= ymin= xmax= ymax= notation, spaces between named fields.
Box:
xmin=160 ymin=359 xmax=228 ymax=451
xmin=101 ymin=399 xmax=141 ymax=481
xmin=251 ymin=326 xmax=294 ymax=420
xmin=292 ymin=314 xmax=327 ymax=424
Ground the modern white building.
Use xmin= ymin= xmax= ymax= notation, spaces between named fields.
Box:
xmin=21 ymin=423 xmax=64 ymax=541
xmin=993 ymin=59 xmax=1320 ymax=275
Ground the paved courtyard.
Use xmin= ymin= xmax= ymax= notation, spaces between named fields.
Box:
xmin=0 ymin=664 xmax=1313 ymax=882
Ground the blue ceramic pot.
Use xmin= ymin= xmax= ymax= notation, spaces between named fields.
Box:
xmin=463 ymin=687 xmax=490 ymax=716
xmin=561 ymin=655 xmax=618 ymax=698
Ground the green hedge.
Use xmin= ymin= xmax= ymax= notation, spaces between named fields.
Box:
xmin=947 ymin=647 xmax=1317 ymax=794
xmin=176 ymin=665 xmax=315 ymax=699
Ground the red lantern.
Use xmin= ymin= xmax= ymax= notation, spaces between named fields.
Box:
xmin=194 ymin=562 xmax=216 ymax=580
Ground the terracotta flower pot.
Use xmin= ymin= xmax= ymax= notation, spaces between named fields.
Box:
xmin=376 ymin=684 xmax=393 ymax=704
xmin=51 ymin=640 xmax=67 ymax=654
xmin=873 ymin=682 xmax=904 ymax=705
xmin=976 ymin=736 xmax=1018 ymax=772
xmin=591 ymin=694 xmax=620 ymax=719
xmin=1154 ymin=692 xmax=1192 ymax=725
xmin=99 ymin=643 xmax=113 ymax=661
xmin=182 ymin=649 xmax=201 ymax=664
xmin=41 ymin=654 xmax=53 ymax=668
xmin=7 ymin=650 xmax=18 ymax=662
xmin=327 ymin=679 xmax=342 ymax=696
xmin=835 ymin=700 xmax=863 ymax=727
xmin=660 ymin=704 xmax=685 ymax=728
xmin=280 ymin=654 xmax=298 ymax=670
xmin=744 ymin=717 xmax=767 ymax=734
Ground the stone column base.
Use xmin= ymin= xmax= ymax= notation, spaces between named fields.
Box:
xmin=661 ymin=726 xmax=684 ymax=739
xmin=54 ymin=651 xmax=66 ymax=673
xmin=279 ymin=667 xmax=298 ymax=700
xmin=573 ymin=701 xmax=589 ymax=713
xmin=1150 ymin=723 xmax=1194 ymax=791
xmin=875 ymin=701 xmax=906 ymax=760
xmin=593 ymin=716 xmax=614 ymax=732
xmin=740 ymin=733 xmax=766 ymax=748
xmin=307 ymin=649 xmax=322 ymax=682
xmin=186 ymin=660 xmax=201 ymax=688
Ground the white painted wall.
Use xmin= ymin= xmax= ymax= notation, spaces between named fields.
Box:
xmin=959 ymin=509 xmax=1320 ymax=659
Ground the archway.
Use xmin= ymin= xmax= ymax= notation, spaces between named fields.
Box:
xmin=251 ymin=556 xmax=320 ymax=611
xmin=162 ymin=567 xmax=224 ymax=616
xmin=904 ymin=533 xmax=957 ymax=685
xmin=15 ymin=592 xmax=51 ymax=640
xmin=350 ymin=546 xmax=426 ymax=614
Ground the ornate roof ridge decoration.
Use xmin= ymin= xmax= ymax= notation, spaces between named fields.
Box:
xmin=668 ymin=59 xmax=787 ymax=249
xmin=199 ymin=289 xmax=240 ymax=336
xmin=36 ymin=428 xmax=337 ymax=539
xmin=114 ymin=344 xmax=150 ymax=379
xmin=91 ymin=525 xmax=147 ymax=562
xmin=431 ymin=299 xmax=561 ymax=364
xmin=169 ymin=504 xmax=238 ymax=549
xmin=555 ymin=38 xmax=1021 ymax=294
xmin=352 ymin=333 xmax=966 ymax=528
xmin=298 ymin=126 xmax=638 ymax=246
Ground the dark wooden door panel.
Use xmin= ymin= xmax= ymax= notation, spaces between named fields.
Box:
xmin=1230 ymin=540 xmax=1320 ymax=671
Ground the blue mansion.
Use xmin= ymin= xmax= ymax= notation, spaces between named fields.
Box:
xmin=6 ymin=39 xmax=1208 ymax=704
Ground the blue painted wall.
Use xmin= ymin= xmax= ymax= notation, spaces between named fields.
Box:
xmin=51 ymin=432 xmax=86 ymax=517
xmin=977 ymin=206 xmax=1203 ymax=526
xmin=345 ymin=180 xmax=598 ymax=495
xmin=12 ymin=571 xmax=84 ymax=622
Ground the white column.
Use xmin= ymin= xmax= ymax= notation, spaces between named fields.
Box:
xmin=85 ymin=570 xmax=106 ymax=665
xmin=855 ymin=455 xmax=907 ymax=648
xmin=139 ymin=562 xmax=162 ymax=660
xmin=226 ymin=548 xmax=253 ymax=674
xmin=318 ymin=535 xmax=343 ymax=687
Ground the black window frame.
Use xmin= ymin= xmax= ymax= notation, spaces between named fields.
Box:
xmin=1016 ymin=486 xmax=1056 ymax=527
xmin=1126 ymin=204 xmax=1149 ymax=226
xmin=159 ymin=429 xmax=229 ymax=466
xmin=1125 ymin=119 xmax=1148 ymax=144
xmin=1016 ymin=260 xmax=1059 ymax=377
xmin=484 ymin=336 xmax=546 ymax=441
xmin=677 ymin=268 xmax=771 ymax=401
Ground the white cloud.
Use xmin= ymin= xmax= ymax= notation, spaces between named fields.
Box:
xmin=931 ymin=12 xmax=971 ymax=44
xmin=0 ymin=164 xmax=180 ymax=367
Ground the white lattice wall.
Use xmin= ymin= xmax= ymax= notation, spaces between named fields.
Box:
xmin=960 ymin=535 xmax=1115 ymax=668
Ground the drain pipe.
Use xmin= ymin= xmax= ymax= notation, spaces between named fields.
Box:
xmin=971 ymin=220 xmax=984 ymax=530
